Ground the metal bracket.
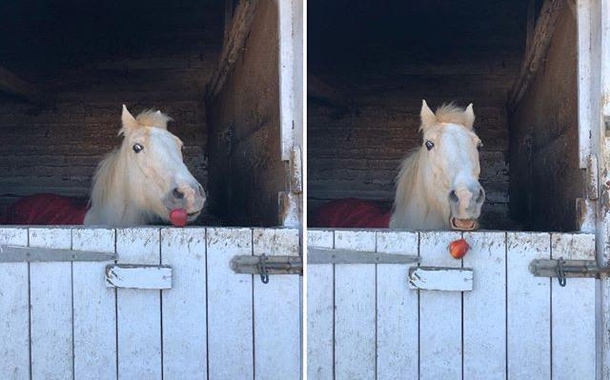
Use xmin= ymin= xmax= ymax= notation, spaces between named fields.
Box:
xmin=308 ymin=247 xmax=419 ymax=265
xmin=529 ymin=258 xmax=610 ymax=287
xmin=230 ymin=254 xmax=303 ymax=284
xmin=0 ymin=245 xmax=117 ymax=262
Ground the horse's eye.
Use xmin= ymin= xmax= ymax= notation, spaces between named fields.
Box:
xmin=425 ymin=141 xmax=435 ymax=151
xmin=132 ymin=143 xmax=143 ymax=153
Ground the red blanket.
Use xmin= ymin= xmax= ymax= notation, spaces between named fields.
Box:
xmin=2 ymin=194 xmax=88 ymax=225
xmin=312 ymin=198 xmax=391 ymax=228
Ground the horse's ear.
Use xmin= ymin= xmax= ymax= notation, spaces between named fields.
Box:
xmin=420 ymin=100 xmax=436 ymax=128
xmin=120 ymin=104 xmax=138 ymax=135
xmin=464 ymin=103 xmax=475 ymax=130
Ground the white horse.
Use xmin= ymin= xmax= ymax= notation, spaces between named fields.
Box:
xmin=389 ymin=100 xmax=485 ymax=230
xmin=84 ymin=105 xmax=206 ymax=226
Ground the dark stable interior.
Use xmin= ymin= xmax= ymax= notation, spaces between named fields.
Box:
xmin=0 ymin=0 xmax=224 ymax=224
xmin=308 ymin=0 xmax=581 ymax=231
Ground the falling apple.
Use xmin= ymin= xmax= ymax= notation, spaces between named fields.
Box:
xmin=449 ymin=238 xmax=470 ymax=259
xmin=170 ymin=208 xmax=188 ymax=227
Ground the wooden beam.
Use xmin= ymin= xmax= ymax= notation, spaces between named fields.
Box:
xmin=206 ymin=0 xmax=259 ymax=99
xmin=507 ymin=0 xmax=564 ymax=113
xmin=0 ymin=65 xmax=42 ymax=104
xmin=308 ymin=73 xmax=351 ymax=110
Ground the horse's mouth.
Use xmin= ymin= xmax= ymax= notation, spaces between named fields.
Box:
xmin=450 ymin=218 xmax=478 ymax=231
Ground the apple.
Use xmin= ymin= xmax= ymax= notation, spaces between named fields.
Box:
xmin=449 ymin=238 xmax=470 ymax=259
xmin=170 ymin=208 xmax=188 ymax=227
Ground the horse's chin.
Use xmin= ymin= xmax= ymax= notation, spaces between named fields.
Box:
xmin=450 ymin=218 xmax=478 ymax=231
xmin=187 ymin=210 xmax=201 ymax=222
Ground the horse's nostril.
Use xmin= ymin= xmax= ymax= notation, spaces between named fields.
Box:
xmin=449 ymin=190 xmax=459 ymax=203
xmin=477 ymin=188 xmax=485 ymax=203
xmin=172 ymin=188 xmax=184 ymax=200
xmin=197 ymin=184 xmax=204 ymax=196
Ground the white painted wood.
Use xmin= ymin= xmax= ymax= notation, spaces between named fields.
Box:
xmin=551 ymin=233 xmax=596 ymax=380
xmin=408 ymin=267 xmax=473 ymax=291
xmin=376 ymin=231 xmax=418 ymax=380
xmin=0 ymin=227 xmax=29 ymax=380
xmin=253 ymin=228 xmax=301 ymax=380
xmin=333 ymin=230 xmax=376 ymax=380
xmin=463 ymin=232 xmax=506 ymax=380
xmin=116 ymin=228 xmax=161 ymax=380
xmin=105 ymin=265 xmax=172 ymax=289
xmin=207 ymin=228 xmax=254 ymax=380
xmin=577 ymin=0 xmax=595 ymax=168
xmin=506 ymin=232 xmax=551 ymax=380
xmin=307 ymin=230 xmax=334 ymax=380
xmin=72 ymin=228 xmax=117 ymax=380
xmin=419 ymin=231 xmax=462 ymax=380
xmin=29 ymin=227 xmax=73 ymax=380
xmin=161 ymin=228 xmax=207 ymax=379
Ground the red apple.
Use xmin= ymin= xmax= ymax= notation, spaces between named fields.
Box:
xmin=170 ymin=208 xmax=188 ymax=227
xmin=449 ymin=238 xmax=470 ymax=259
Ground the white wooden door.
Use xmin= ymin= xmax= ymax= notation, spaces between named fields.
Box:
xmin=0 ymin=226 xmax=301 ymax=380
xmin=307 ymin=229 xmax=597 ymax=380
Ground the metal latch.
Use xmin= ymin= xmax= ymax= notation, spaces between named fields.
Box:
xmin=230 ymin=254 xmax=303 ymax=284
xmin=529 ymin=258 xmax=610 ymax=287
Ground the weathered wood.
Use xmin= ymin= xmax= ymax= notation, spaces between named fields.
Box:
xmin=206 ymin=0 xmax=259 ymax=98
xmin=29 ymin=227 xmax=73 ymax=379
xmin=551 ymin=233 xmax=596 ymax=380
xmin=376 ymin=231 xmax=418 ymax=379
xmin=306 ymin=230 xmax=334 ymax=380
xmin=308 ymin=73 xmax=351 ymax=110
xmin=309 ymin=247 xmax=418 ymax=265
xmin=161 ymin=228 xmax=207 ymax=378
xmin=0 ymin=65 xmax=42 ymax=104
xmin=419 ymin=231 xmax=462 ymax=380
xmin=72 ymin=228 xmax=117 ymax=380
xmin=253 ymin=228 xmax=300 ymax=380
xmin=462 ymin=232 xmax=506 ymax=380
xmin=507 ymin=0 xmax=565 ymax=111
xmin=408 ymin=266 xmax=473 ymax=292
xmin=333 ymin=230 xmax=376 ymax=379
xmin=105 ymin=264 xmax=172 ymax=290
xmin=206 ymin=228 xmax=254 ymax=379
xmin=507 ymin=232 xmax=550 ymax=379
xmin=0 ymin=227 xmax=29 ymax=379
xmin=0 ymin=245 xmax=116 ymax=262
xmin=116 ymin=228 xmax=161 ymax=380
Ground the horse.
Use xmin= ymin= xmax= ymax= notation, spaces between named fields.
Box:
xmin=313 ymin=100 xmax=485 ymax=231
xmin=2 ymin=105 xmax=206 ymax=226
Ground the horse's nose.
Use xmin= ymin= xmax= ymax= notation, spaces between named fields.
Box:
xmin=448 ymin=184 xmax=485 ymax=206
xmin=172 ymin=188 xmax=184 ymax=200
xmin=475 ymin=186 xmax=485 ymax=205
xmin=197 ymin=183 xmax=205 ymax=196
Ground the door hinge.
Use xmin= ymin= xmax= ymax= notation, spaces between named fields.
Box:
xmin=529 ymin=258 xmax=610 ymax=287
xmin=308 ymin=247 xmax=419 ymax=265
xmin=230 ymin=254 xmax=302 ymax=284
xmin=0 ymin=245 xmax=117 ymax=262
xmin=586 ymin=154 xmax=599 ymax=200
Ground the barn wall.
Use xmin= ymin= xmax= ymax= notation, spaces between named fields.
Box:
xmin=509 ymin=5 xmax=582 ymax=231
xmin=307 ymin=1 xmax=526 ymax=229
xmin=0 ymin=2 xmax=222 ymax=218
xmin=207 ymin=0 xmax=285 ymax=226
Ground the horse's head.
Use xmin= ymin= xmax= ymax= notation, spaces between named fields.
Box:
xmin=119 ymin=105 xmax=206 ymax=223
xmin=419 ymin=100 xmax=485 ymax=230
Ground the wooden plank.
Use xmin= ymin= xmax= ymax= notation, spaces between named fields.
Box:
xmin=376 ymin=231 xmax=418 ymax=380
xmin=105 ymin=265 xmax=172 ymax=289
xmin=72 ymin=228 xmax=117 ymax=380
xmin=507 ymin=232 xmax=551 ymax=380
xmin=463 ymin=232 xmax=506 ymax=380
xmin=419 ymin=231 xmax=462 ymax=380
xmin=29 ymin=227 xmax=73 ymax=379
xmin=253 ymin=228 xmax=300 ymax=380
xmin=551 ymin=233 xmax=596 ymax=380
xmin=511 ymin=0 xmax=565 ymax=111
xmin=0 ymin=227 xmax=29 ymax=380
xmin=307 ymin=230 xmax=334 ymax=380
xmin=333 ymin=230 xmax=376 ymax=379
xmin=207 ymin=228 xmax=253 ymax=379
xmin=161 ymin=228 xmax=207 ymax=379
xmin=408 ymin=267 xmax=474 ymax=291
xmin=116 ymin=228 xmax=162 ymax=380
